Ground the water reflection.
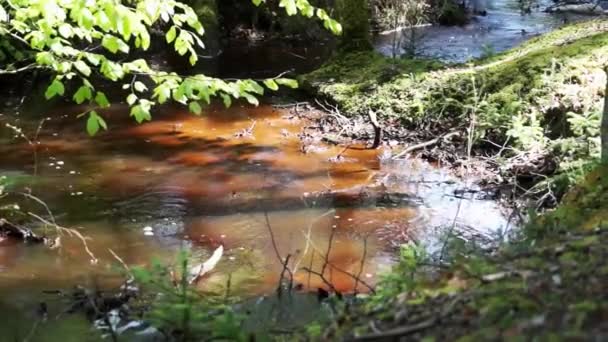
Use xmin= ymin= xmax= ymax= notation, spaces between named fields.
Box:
xmin=0 ymin=104 xmax=509 ymax=299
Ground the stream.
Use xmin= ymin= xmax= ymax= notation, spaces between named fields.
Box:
xmin=0 ymin=0 xmax=593 ymax=338
xmin=375 ymin=0 xmax=594 ymax=62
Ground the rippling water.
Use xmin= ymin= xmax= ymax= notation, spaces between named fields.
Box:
xmin=375 ymin=0 xmax=593 ymax=62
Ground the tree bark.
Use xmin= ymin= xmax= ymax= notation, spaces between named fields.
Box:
xmin=602 ymin=68 xmax=608 ymax=164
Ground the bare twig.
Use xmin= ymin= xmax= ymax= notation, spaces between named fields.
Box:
xmin=108 ymin=248 xmax=131 ymax=273
xmin=28 ymin=212 xmax=98 ymax=264
xmin=392 ymin=131 xmax=460 ymax=159
xmin=277 ymin=254 xmax=293 ymax=295
xmin=354 ymin=317 xmax=437 ymax=341
xmin=264 ymin=211 xmax=294 ymax=292
xmin=354 ymin=235 xmax=369 ymax=294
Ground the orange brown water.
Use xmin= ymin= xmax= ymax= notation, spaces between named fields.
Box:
xmin=0 ymin=104 xmax=510 ymax=335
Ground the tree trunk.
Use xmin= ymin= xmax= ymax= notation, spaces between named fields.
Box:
xmin=602 ymin=68 xmax=608 ymax=163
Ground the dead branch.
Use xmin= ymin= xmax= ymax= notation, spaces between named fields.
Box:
xmin=392 ymin=131 xmax=460 ymax=159
xmin=277 ymin=254 xmax=293 ymax=295
xmin=353 ymin=317 xmax=438 ymax=341
xmin=28 ymin=212 xmax=98 ymax=264
xmin=301 ymin=266 xmax=339 ymax=294
xmin=0 ymin=218 xmax=46 ymax=243
xmin=368 ymin=110 xmax=383 ymax=149
xmin=354 ymin=235 xmax=369 ymax=294
xmin=272 ymin=101 xmax=309 ymax=109
xmin=264 ymin=211 xmax=294 ymax=292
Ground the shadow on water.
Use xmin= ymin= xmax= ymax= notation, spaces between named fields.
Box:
xmin=0 ymin=102 xmax=511 ymax=336
xmin=0 ymin=3 xmax=560 ymax=328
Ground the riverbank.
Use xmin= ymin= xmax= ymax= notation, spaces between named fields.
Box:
xmin=313 ymin=162 xmax=607 ymax=340
xmin=302 ymin=19 xmax=608 ymax=206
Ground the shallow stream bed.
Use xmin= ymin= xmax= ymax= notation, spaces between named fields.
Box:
xmin=0 ymin=103 xmax=511 ymax=338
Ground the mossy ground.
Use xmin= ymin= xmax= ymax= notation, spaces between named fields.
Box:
xmin=301 ymin=19 xmax=608 ymax=212
xmin=302 ymin=20 xmax=608 ymax=161
xmin=315 ymin=164 xmax=608 ymax=341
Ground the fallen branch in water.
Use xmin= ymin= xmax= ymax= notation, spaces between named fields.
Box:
xmin=0 ymin=218 xmax=46 ymax=243
xmin=392 ymin=131 xmax=460 ymax=160
xmin=272 ymin=101 xmax=310 ymax=109
xmin=28 ymin=212 xmax=98 ymax=264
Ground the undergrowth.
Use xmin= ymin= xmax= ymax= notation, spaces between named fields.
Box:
xmin=318 ymin=164 xmax=608 ymax=340
xmin=302 ymin=20 xmax=608 ymax=166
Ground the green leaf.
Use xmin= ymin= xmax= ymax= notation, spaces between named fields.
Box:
xmin=87 ymin=113 xmax=99 ymax=136
xmin=58 ymin=24 xmax=73 ymax=38
xmin=263 ymin=79 xmax=279 ymax=91
xmin=275 ymin=78 xmax=299 ymax=89
xmin=74 ymin=60 xmax=91 ymax=76
xmin=166 ymin=26 xmax=177 ymax=43
xmin=134 ymin=81 xmax=148 ymax=92
xmin=221 ymin=94 xmax=232 ymax=108
xmin=243 ymin=93 xmax=259 ymax=106
xmin=0 ymin=6 xmax=7 ymax=22
xmin=45 ymin=79 xmax=65 ymax=100
xmin=188 ymin=101 xmax=202 ymax=115
xmin=189 ymin=53 xmax=197 ymax=66
xmin=95 ymin=92 xmax=110 ymax=108
xmin=102 ymin=35 xmax=129 ymax=54
xmin=279 ymin=0 xmax=297 ymax=15
xmin=73 ymin=85 xmax=92 ymax=104
xmin=86 ymin=111 xmax=106 ymax=136
xmin=153 ymin=84 xmax=171 ymax=104
xmin=130 ymin=104 xmax=151 ymax=123
xmin=126 ymin=93 xmax=138 ymax=106
xmin=252 ymin=0 xmax=264 ymax=6
xmin=85 ymin=53 xmax=101 ymax=66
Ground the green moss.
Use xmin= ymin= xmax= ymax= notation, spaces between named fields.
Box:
xmin=536 ymin=164 xmax=608 ymax=233
xmin=302 ymin=19 xmax=608 ymax=150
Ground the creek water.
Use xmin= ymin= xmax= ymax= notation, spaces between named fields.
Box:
xmin=0 ymin=0 xmax=581 ymax=337
xmin=0 ymin=103 xmax=509 ymax=338
xmin=375 ymin=0 xmax=593 ymax=62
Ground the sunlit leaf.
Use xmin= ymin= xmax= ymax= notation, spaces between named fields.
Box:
xmin=73 ymin=85 xmax=92 ymax=104
xmin=275 ymin=78 xmax=299 ymax=89
xmin=263 ymin=79 xmax=279 ymax=91
xmin=45 ymin=79 xmax=65 ymax=99
xmin=188 ymin=101 xmax=202 ymax=115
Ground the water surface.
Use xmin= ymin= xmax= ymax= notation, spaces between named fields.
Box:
xmin=0 ymin=103 xmax=510 ymax=336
